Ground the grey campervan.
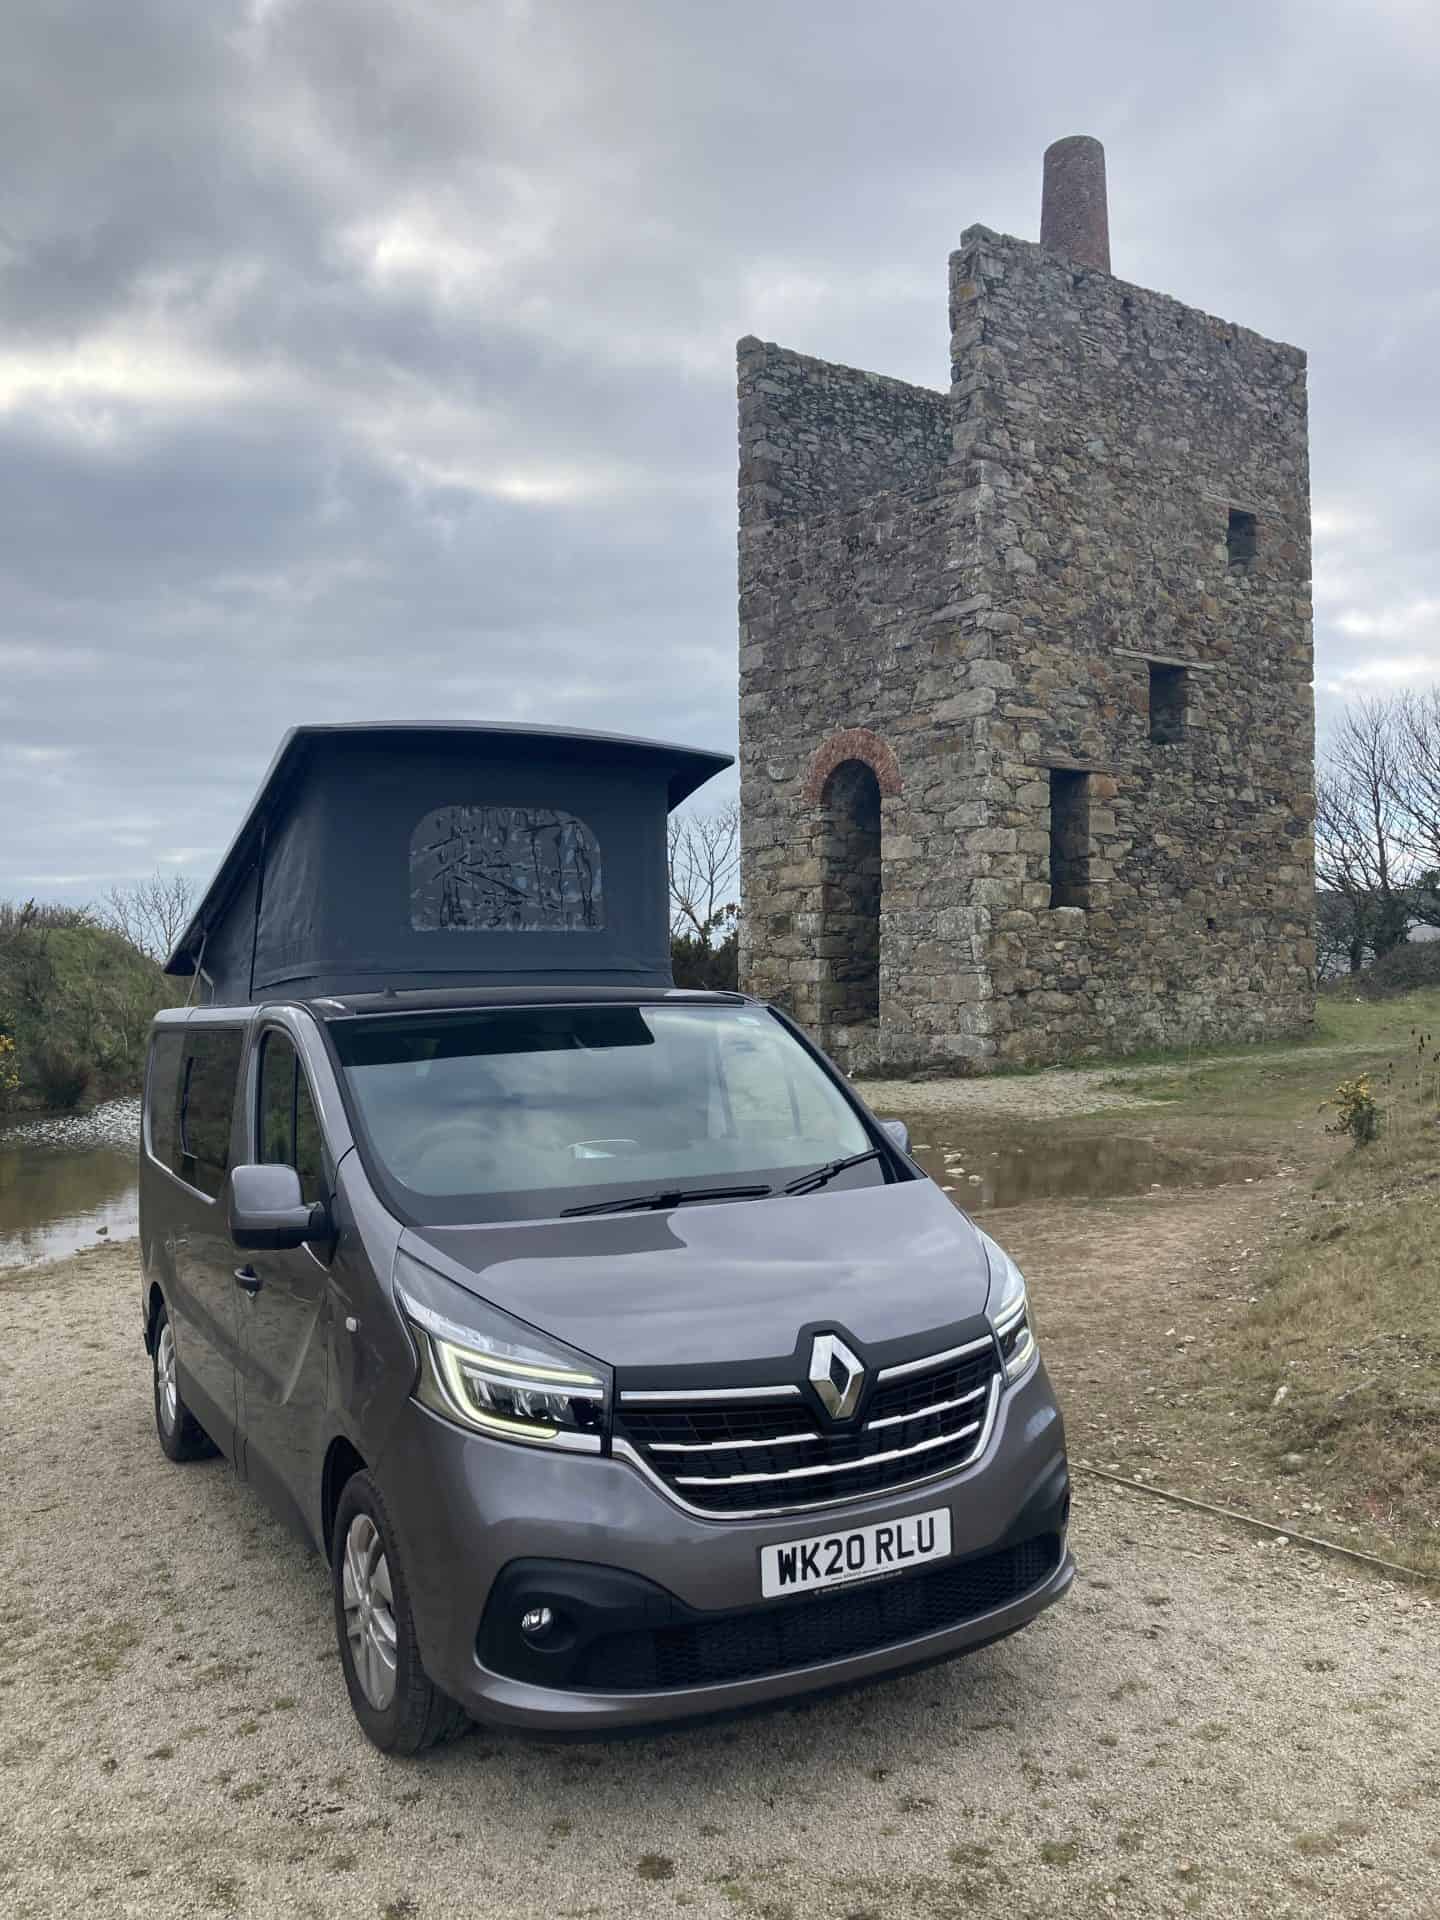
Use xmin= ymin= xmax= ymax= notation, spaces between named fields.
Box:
xmin=140 ymin=725 xmax=1071 ymax=1752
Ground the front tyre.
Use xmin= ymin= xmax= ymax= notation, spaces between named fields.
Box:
xmin=152 ymin=1302 xmax=215 ymax=1462
xmin=331 ymin=1470 xmax=469 ymax=1755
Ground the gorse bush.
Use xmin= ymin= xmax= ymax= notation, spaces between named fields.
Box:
xmin=0 ymin=1031 xmax=19 ymax=1111
xmin=1323 ymin=1075 xmax=1382 ymax=1147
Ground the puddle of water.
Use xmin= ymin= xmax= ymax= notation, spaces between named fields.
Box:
xmin=0 ymin=1097 xmax=1268 ymax=1270
xmin=0 ymin=1100 xmax=141 ymax=1271
xmin=892 ymin=1119 xmax=1269 ymax=1213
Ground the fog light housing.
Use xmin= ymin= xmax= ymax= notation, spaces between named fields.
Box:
xmin=521 ymin=1606 xmax=555 ymax=1638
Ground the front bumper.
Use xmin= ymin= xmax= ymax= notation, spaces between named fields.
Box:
xmin=378 ymin=1358 xmax=1071 ymax=1731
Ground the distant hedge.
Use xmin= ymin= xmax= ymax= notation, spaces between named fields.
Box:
xmin=670 ymin=929 xmax=740 ymax=992
xmin=0 ymin=907 xmax=173 ymax=1111
xmin=1349 ymin=940 xmax=1440 ymax=1001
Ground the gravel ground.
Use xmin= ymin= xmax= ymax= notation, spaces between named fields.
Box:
xmin=3 ymin=1245 xmax=1439 ymax=1920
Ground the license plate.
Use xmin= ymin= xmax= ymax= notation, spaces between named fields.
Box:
xmin=760 ymin=1507 xmax=952 ymax=1598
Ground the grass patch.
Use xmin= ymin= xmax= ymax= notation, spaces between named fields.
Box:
xmin=1037 ymin=987 xmax=1440 ymax=1085
xmin=1024 ymin=989 xmax=1440 ymax=1582
xmin=1135 ymin=992 xmax=1437 ymax=1574
xmin=1232 ymin=1122 xmax=1440 ymax=1575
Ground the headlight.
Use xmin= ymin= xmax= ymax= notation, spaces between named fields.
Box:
xmin=394 ymin=1248 xmax=610 ymax=1451
xmin=978 ymin=1230 xmax=1039 ymax=1384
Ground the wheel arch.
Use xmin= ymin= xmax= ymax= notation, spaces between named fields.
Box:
xmin=144 ymin=1280 xmax=167 ymax=1354
xmin=321 ymin=1435 xmax=369 ymax=1555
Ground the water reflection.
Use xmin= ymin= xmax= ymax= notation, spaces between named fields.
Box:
xmin=0 ymin=1101 xmax=141 ymax=1271
xmin=0 ymin=1097 xmax=1271 ymax=1272
xmin=898 ymin=1125 xmax=1268 ymax=1212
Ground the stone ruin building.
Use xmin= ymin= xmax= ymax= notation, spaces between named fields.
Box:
xmin=736 ymin=136 xmax=1316 ymax=1071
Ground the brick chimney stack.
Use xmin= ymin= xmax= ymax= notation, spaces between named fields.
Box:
xmin=1040 ymin=135 xmax=1110 ymax=273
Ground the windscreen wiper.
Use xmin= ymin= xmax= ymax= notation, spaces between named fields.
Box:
xmin=783 ymin=1147 xmax=884 ymax=1196
xmin=561 ymin=1183 xmax=773 ymax=1218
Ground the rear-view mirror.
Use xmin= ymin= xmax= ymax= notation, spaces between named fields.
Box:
xmin=881 ymin=1118 xmax=911 ymax=1154
xmin=228 ymin=1163 xmax=327 ymax=1250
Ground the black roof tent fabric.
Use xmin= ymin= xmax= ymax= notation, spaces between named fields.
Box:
xmin=166 ymin=724 xmax=733 ymax=1004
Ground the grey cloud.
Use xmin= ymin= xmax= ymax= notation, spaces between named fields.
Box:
xmin=0 ymin=0 xmax=1436 ymax=904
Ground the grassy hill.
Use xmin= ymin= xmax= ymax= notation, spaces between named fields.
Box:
xmin=0 ymin=909 xmax=175 ymax=1111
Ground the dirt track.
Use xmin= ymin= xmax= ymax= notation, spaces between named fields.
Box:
xmin=3 ymin=1243 xmax=1438 ymax=1919
xmin=858 ymin=1038 xmax=1383 ymax=1122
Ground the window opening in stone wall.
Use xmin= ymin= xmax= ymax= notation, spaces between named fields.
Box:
xmin=818 ymin=760 xmax=881 ymax=1026
xmin=1149 ymin=663 xmax=1188 ymax=744
xmin=410 ymin=806 xmax=603 ymax=932
xmin=1049 ymin=771 xmax=1091 ymax=910
xmin=1227 ymin=508 xmax=1257 ymax=566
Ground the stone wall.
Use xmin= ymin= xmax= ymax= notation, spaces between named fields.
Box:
xmin=737 ymin=225 xmax=1316 ymax=1071
xmin=737 ymin=336 xmax=951 ymax=526
xmin=948 ymin=228 xmax=1315 ymax=1061
xmin=738 ymin=472 xmax=1004 ymax=1069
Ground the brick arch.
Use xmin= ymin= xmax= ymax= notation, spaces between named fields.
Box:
xmin=800 ymin=728 xmax=903 ymax=806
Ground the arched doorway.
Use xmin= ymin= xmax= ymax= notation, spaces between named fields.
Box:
xmin=819 ymin=759 xmax=881 ymax=1026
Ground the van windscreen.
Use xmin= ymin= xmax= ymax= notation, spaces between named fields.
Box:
xmin=328 ymin=1004 xmax=876 ymax=1225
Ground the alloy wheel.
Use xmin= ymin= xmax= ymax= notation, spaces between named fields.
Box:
xmin=341 ymin=1513 xmax=399 ymax=1710
xmin=156 ymin=1323 xmax=178 ymax=1433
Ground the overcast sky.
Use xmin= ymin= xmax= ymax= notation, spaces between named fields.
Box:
xmin=2 ymin=0 xmax=1436 ymax=905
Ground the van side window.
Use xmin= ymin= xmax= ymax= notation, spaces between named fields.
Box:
xmin=178 ymin=1029 xmax=244 ymax=1199
xmin=146 ymin=1030 xmax=186 ymax=1169
xmin=258 ymin=1031 xmax=326 ymax=1207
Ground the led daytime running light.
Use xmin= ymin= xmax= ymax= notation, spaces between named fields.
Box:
xmin=395 ymin=1261 xmax=609 ymax=1448
xmin=398 ymin=1286 xmax=601 ymax=1386
xmin=428 ymin=1338 xmax=558 ymax=1437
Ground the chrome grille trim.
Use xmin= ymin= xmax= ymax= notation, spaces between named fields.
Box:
xmin=864 ymin=1382 xmax=988 ymax=1432
xmin=673 ymin=1418 xmax=982 ymax=1489
xmin=611 ymin=1377 xmax=1004 ymax=1522
xmin=875 ymin=1334 xmax=995 ymax=1384
xmin=647 ymin=1381 xmax=991 ymax=1453
xmin=649 ymin=1429 xmax=818 ymax=1455
xmin=619 ymin=1384 xmax=802 ymax=1407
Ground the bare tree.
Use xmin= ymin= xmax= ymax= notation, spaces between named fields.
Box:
xmin=102 ymin=870 xmax=198 ymax=964
xmin=1314 ymin=889 xmax=1359 ymax=983
xmin=1314 ymin=696 xmax=1424 ymax=971
xmin=1393 ymin=687 xmax=1440 ymax=923
xmin=1315 ymin=699 xmax=1408 ymax=971
xmin=0 ymin=900 xmax=38 ymax=954
xmin=668 ymin=802 xmax=740 ymax=942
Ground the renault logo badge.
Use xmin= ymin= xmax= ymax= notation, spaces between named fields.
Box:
xmin=809 ymin=1333 xmax=865 ymax=1421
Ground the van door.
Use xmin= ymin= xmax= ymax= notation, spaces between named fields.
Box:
xmin=235 ymin=1026 xmax=332 ymax=1540
xmin=165 ymin=1026 xmax=247 ymax=1457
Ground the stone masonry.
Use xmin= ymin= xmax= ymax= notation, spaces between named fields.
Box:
xmin=738 ymin=138 xmax=1315 ymax=1071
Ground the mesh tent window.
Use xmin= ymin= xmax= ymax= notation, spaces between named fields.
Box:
xmin=409 ymin=805 xmax=604 ymax=934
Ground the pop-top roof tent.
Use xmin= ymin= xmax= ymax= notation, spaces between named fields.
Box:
xmin=166 ymin=724 xmax=733 ymax=1004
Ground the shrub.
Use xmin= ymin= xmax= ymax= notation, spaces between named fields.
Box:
xmin=1323 ymin=1075 xmax=1382 ymax=1147
xmin=0 ymin=1032 xmax=18 ymax=1111
xmin=29 ymin=1045 xmax=93 ymax=1110
xmin=671 ymin=928 xmax=740 ymax=992
xmin=0 ymin=906 xmax=176 ymax=1108
xmin=1352 ymin=941 xmax=1440 ymax=1000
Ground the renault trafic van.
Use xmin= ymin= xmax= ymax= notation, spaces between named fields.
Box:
xmin=140 ymin=725 xmax=1070 ymax=1752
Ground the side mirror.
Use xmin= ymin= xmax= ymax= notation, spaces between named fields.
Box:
xmin=880 ymin=1117 xmax=911 ymax=1154
xmin=228 ymin=1163 xmax=327 ymax=1251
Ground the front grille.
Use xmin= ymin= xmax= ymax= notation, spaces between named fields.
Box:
xmin=615 ymin=1339 xmax=1001 ymax=1516
xmin=575 ymin=1533 xmax=1061 ymax=1691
